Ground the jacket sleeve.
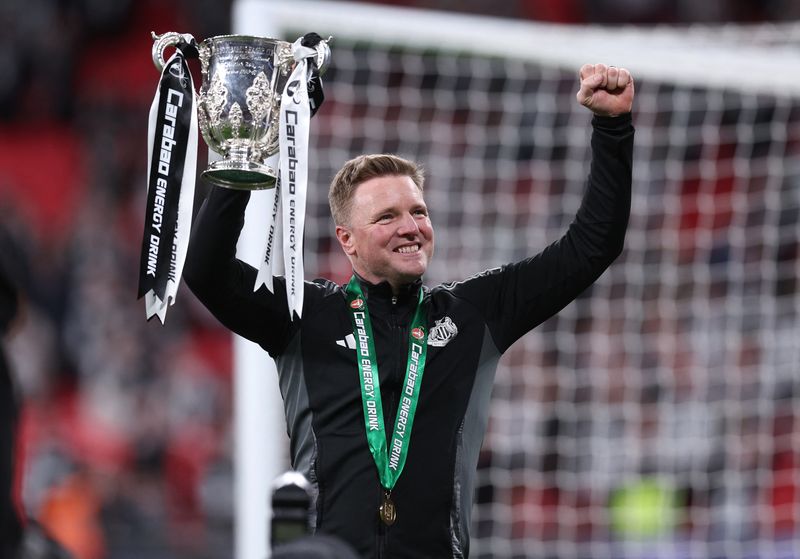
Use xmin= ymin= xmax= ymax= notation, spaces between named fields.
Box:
xmin=452 ymin=113 xmax=634 ymax=354
xmin=183 ymin=186 xmax=295 ymax=357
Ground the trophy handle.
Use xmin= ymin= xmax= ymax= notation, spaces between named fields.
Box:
xmin=313 ymin=39 xmax=332 ymax=75
xmin=151 ymin=31 xmax=197 ymax=72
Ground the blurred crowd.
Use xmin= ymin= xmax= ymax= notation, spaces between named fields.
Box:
xmin=369 ymin=0 xmax=800 ymax=23
xmin=0 ymin=1 xmax=798 ymax=558
xmin=1 ymin=1 xmax=235 ymax=557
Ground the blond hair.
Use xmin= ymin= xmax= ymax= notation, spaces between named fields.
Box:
xmin=328 ymin=154 xmax=424 ymax=225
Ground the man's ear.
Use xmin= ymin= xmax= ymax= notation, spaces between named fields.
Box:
xmin=335 ymin=225 xmax=357 ymax=256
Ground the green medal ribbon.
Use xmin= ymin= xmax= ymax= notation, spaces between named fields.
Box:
xmin=345 ymin=276 xmax=428 ymax=494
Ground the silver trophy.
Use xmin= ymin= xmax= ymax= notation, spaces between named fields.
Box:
xmin=151 ymin=32 xmax=330 ymax=190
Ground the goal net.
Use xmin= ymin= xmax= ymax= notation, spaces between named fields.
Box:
xmin=238 ymin=2 xmax=800 ymax=557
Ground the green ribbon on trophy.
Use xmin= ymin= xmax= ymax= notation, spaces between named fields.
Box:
xmin=345 ymin=277 xmax=429 ymax=526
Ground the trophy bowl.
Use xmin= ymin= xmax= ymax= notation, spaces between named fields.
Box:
xmin=152 ymin=32 xmax=329 ymax=190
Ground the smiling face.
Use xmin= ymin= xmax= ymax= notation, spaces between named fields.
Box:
xmin=335 ymin=175 xmax=434 ymax=292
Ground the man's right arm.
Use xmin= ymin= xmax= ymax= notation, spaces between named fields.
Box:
xmin=183 ymin=187 xmax=293 ymax=356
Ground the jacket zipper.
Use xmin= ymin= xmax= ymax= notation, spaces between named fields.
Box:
xmin=377 ymin=514 xmax=387 ymax=559
xmin=377 ymin=295 xmax=401 ymax=558
xmin=387 ymin=294 xmax=403 ymax=435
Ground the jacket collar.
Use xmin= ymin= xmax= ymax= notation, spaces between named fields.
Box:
xmin=350 ymin=272 xmax=423 ymax=309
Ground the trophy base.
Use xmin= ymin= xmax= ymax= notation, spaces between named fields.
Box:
xmin=202 ymin=160 xmax=278 ymax=190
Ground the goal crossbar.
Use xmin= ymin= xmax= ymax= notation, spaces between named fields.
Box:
xmin=238 ymin=0 xmax=800 ymax=98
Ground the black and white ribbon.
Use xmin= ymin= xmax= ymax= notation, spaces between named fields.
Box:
xmin=253 ymin=173 xmax=283 ymax=294
xmin=254 ymin=36 xmax=325 ymax=319
xmin=138 ymin=49 xmax=198 ymax=323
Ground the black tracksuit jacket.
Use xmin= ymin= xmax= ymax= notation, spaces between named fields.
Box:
xmin=184 ymin=113 xmax=634 ymax=558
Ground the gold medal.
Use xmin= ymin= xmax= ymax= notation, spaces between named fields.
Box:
xmin=379 ymin=491 xmax=396 ymax=526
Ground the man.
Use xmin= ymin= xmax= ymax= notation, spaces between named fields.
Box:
xmin=0 ymin=224 xmax=74 ymax=559
xmin=0 ymin=223 xmax=24 ymax=559
xmin=184 ymin=63 xmax=634 ymax=558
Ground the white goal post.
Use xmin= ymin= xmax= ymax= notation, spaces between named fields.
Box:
xmin=232 ymin=1 xmax=800 ymax=558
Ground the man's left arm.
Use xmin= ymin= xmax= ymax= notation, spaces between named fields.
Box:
xmin=456 ymin=65 xmax=635 ymax=353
